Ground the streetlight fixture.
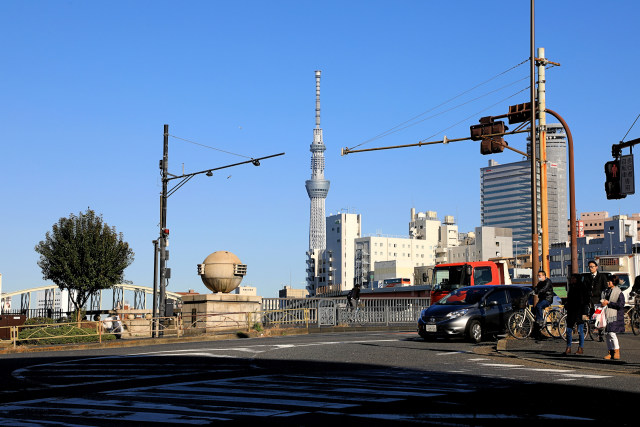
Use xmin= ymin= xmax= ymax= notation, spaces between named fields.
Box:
xmin=154 ymin=124 xmax=285 ymax=333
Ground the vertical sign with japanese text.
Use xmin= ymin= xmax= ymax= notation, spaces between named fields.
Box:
xmin=620 ymin=154 xmax=635 ymax=195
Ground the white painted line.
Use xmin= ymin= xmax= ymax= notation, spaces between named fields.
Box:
xmin=480 ymin=363 xmax=525 ymax=368
xmin=467 ymin=358 xmax=489 ymax=361
xmin=561 ymin=373 xmax=611 ymax=379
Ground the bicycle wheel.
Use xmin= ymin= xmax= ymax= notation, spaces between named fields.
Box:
xmin=559 ymin=314 xmax=568 ymax=341
xmin=544 ymin=308 xmax=563 ymax=338
xmin=355 ymin=309 xmax=367 ymax=326
xmin=631 ymin=308 xmax=640 ymax=336
xmin=508 ymin=311 xmax=532 ymax=339
xmin=584 ymin=320 xmax=593 ymax=341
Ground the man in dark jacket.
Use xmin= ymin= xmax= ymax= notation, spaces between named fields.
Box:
xmin=631 ymin=274 xmax=640 ymax=295
xmin=584 ymin=260 xmax=607 ymax=308
xmin=534 ymin=270 xmax=554 ymax=326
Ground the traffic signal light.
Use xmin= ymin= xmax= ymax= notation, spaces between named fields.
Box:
xmin=507 ymin=103 xmax=532 ymax=124
xmin=604 ymin=160 xmax=626 ymax=199
xmin=471 ymin=117 xmax=508 ymax=155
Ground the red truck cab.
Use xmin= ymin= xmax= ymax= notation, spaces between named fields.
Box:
xmin=430 ymin=261 xmax=510 ymax=304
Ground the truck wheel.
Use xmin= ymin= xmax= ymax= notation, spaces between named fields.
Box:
xmin=467 ymin=320 xmax=482 ymax=343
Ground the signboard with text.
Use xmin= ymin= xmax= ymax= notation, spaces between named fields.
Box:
xmin=620 ymin=154 xmax=635 ymax=195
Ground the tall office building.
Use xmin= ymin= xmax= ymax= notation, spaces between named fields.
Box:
xmin=480 ymin=123 xmax=567 ymax=253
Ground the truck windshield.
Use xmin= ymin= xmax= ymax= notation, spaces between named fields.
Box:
xmin=433 ymin=266 xmax=470 ymax=291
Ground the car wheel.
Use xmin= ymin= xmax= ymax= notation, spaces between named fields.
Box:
xmin=467 ymin=320 xmax=482 ymax=343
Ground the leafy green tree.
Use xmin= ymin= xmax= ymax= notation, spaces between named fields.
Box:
xmin=35 ymin=209 xmax=134 ymax=321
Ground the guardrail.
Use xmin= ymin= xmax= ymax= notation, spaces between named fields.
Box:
xmin=0 ymin=297 xmax=431 ymax=347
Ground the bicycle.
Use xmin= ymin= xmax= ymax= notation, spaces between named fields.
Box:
xmin=507 ymin=304 xmax=564 ymax=340
xmin=341 ymin=302 xmax=366 ymax=326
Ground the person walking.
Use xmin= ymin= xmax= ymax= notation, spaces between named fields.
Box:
xmin=585 ymin=260 xmax=607 ymax=310
xmin=562 ymin=273 xmax=590 ymax=355
xmin=601 ymin=275 xmax=625 ymax=360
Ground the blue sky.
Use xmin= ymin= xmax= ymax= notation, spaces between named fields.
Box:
xmin=1 ymin=1 xmax=639 ymax=298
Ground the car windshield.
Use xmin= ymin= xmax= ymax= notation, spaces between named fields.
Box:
xmin=437 ymin=287 xmax=491 ymax=305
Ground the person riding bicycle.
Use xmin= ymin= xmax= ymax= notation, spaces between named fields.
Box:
xmin=534 ymin=270 xmax=554 ymax=328
xmin=347 ymin=284 xmax=361 ymax=310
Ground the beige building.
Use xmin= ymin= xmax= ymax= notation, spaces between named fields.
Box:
xmin=279 ymin=286 xmax=309 ymax=298
xmin=568 ymin=211 xmax=640 ymax=240
xmin=448 ymin=226 xmax=513 ymax=262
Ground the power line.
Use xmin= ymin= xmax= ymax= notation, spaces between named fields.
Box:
xmin=621 ymin=112 xmax=640 ymax=142
xmin=351 ymin=58 xmax=529 ymax=149
xmin=169 ymin=134 xmax=253 ymax=159
xmin=361 ymin=75 xmax=530 ymax=144
xmin=418 ymin=86 xmax=530 ymax=143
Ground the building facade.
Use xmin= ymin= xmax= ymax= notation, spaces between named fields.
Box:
xmin=447 ymin=226 xmax=513 ymax=263
xmin=550 ymin=216 xmax=640 ymax=277
xmin=480 ymin=122 xmax=568 ymax=254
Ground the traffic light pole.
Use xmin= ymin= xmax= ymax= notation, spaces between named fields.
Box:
xmin=529 ymin=0 xmax=540 ymax=279
xmin=546 ymin=109 xmax=577 ymax=275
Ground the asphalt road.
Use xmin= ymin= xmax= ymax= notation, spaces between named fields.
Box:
xmin=0 ymin=330 xmax=638 ymax=425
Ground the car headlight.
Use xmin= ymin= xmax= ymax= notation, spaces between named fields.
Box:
xmin=445 ymin=309 xmax=469 ymax=319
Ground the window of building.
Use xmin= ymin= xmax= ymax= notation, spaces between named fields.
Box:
xmin=495 ymin=242 xmax=500 ymax=247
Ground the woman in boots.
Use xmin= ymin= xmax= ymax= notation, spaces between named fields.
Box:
xmin=562 ymin=274 xmax=589 ymax=355
xmin=601 ymin=275 xmax=625 ymax=360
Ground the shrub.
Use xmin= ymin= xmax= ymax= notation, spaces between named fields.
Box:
xmin=18 ymin=325 xmax=115 ymax=345
xmin=252 ymin=322 xmax=263 ymax=332
xmin=24 ymin=317 xmax=56 ymax=327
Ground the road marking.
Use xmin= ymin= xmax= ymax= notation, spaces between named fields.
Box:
xmin=480 ymin=363 xmax=525 ymax=368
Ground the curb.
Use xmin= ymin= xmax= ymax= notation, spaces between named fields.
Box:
xmin=0 ymin=325 xmax=413 ymax=355
xmin=494 ymin=337 xmax=640 ymax=376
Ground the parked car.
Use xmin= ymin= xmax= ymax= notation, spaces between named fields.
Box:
xmin=417 ymin=285 xmax=533 ymax=343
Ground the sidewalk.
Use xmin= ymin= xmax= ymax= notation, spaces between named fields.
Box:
xmin=496 ymin=332 xmax=640 ymax=375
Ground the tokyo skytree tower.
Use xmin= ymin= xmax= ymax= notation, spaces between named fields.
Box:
xmin=305 ymin=70 xmax=330 ymax=250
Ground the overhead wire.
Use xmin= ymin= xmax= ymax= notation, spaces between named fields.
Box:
xmin=417 ymin=86 xmax=531 ymax=143
xmin=621 ymin=112 xmax=640 ymax=142
xmin=367 ymin=75 xmax=530 ymax=141
xmin=350 ymin=58 xmax=529 ymax=149
xmin=169 ymin=134 xmax=253 ymax=159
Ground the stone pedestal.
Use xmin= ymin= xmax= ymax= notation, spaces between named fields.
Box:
xmin=179 ymin=293 xmax=262 ymax=334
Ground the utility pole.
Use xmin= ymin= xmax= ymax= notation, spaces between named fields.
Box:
xmin=530 ymin=0 xmax=540 ymax=278
xmin=538 ymin=47 xmax=550 ymax=275
xmin=159 ymin=124 xmax=169 ymax=323
xmin=153 ymin=124 xmax=285 ymax=329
